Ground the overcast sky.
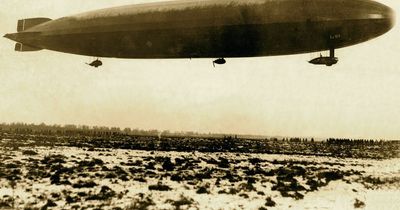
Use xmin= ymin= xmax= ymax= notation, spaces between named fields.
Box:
xmin=0 ymin=0 xmax=399 ymax=139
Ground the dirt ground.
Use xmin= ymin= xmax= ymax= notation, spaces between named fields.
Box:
xmin=0 ymin=145 xmax=399 ymax=210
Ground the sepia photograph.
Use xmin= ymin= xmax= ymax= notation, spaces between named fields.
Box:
xmin=0 ymin=0 xmax=399 ymax=209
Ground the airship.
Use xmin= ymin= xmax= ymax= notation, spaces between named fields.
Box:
xmin=3 ymin=0 xmax=395 ymax=67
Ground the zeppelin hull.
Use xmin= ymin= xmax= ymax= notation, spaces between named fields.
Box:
xmin=34 ymin=19 xmax=392 ymax=58
xmin=4 ymin=0 xmax=396 ymax=59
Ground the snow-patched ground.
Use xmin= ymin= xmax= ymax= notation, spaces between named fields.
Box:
xmin=0 ymin=147 xmax=399 ymax=210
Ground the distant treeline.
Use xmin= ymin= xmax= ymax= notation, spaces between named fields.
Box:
xmin=0 ymin=122 xmax=225 ymax=137
xmin=0 ymin=122 xmax=242 ymax=138
xmin=326 ymin=138 xmax=398 ymax=144
xmin=0 ymin=123 xmax=397 ymax=144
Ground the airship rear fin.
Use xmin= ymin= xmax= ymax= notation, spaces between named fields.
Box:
xmin=15 ymin=43 xmax=42 ymax=52
xmin=17 ymin=18 xmax=52 ymax=32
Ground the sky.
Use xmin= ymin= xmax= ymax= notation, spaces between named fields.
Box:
xmin=0 ymin=0 xmax=399 ymax=139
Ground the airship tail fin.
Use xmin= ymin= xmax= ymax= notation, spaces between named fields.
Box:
xmin=15 ymin=43 xmax=42 ymax=52
xmin=17 ymin=18 xmax=52 ymax=32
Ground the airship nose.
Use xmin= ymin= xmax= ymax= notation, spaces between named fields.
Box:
xmin=378 ymin=3 xmax=396 ymax=32
xmin=364 ymin=1 xmax=396 ymax=38
xmin=387 ymin=7 xmax=396 ymax=30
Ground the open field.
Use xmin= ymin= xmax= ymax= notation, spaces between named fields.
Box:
xmin=0 ymin=134 xmax=399 ymax=210
xmin=1 ymin=132 xmax=399 ymax=159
